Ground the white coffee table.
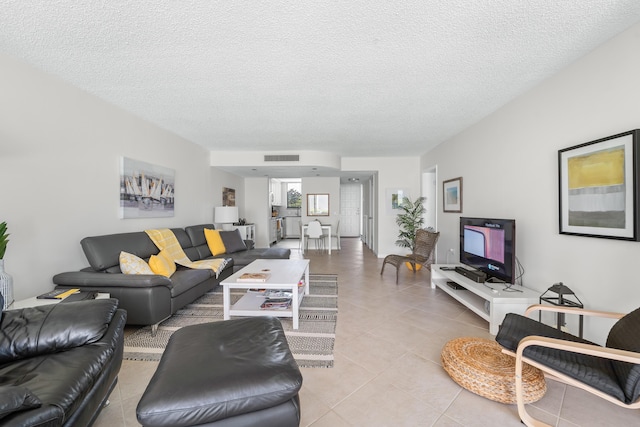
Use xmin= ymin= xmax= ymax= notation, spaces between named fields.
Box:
xmin=221 ymin=259 xmax=310 ymax=329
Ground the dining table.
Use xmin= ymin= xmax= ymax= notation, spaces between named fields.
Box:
xmin=300 ymin=224 xmax=332 ymax=254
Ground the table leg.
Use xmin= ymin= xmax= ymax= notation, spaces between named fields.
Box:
xmin=304 ymin=264 xmax=310 ymax=295
xmin=292 ymin=283 xmax=299 ymax=330
xmin=223 ymin=285 xmax=230 ymax=320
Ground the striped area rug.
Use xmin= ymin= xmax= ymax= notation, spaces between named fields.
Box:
xmin=123 ymin=274 xmax=338 ymax=368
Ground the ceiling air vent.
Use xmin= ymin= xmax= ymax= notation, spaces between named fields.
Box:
xmin=264 ymin=155 xmax=300 ymax=162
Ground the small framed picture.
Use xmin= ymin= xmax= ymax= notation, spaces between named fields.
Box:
xmin=306 ymin=194 xmax=330 ymax=216
xmin=559 ymin=130 xmax=640 ymax=240
xmin=443 ymin=177 xmax=463 ymax=213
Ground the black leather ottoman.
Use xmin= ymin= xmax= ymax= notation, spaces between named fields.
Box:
xmin=136 ymin=317 xmax=303 ymax=427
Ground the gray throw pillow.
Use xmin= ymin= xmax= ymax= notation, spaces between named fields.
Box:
xmin=219 ymin=230 xmax=247 ymax=253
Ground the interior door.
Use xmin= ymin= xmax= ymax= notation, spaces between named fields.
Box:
xmin=340 ymin=184 xmax=361 ymax=237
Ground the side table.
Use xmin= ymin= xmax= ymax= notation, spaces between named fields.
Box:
xmin=9 ymin=292 xmax=111 ymax=310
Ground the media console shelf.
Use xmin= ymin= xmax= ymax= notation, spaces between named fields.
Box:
xmin=431 ymin=264 xmax=540 ymax=335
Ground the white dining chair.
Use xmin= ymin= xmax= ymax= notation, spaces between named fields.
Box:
xmin=306 ymin=220 xmax=325 ymax=252
xmin=330 ymin=219 xmax=341 ymax=250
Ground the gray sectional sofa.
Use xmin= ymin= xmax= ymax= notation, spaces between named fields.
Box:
xmin=53 ymin=224 xmax=290 ymax=333
xmin=0 ymin=298 xmax=126 ymax=426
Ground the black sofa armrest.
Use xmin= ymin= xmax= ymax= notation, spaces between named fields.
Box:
xmin=53 ymin=271 xmax=171 ymax=289
xmin=0 ymin=299 xmax=120 ymax=364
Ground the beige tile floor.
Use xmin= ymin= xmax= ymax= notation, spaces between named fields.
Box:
xmin=95 ymin=238 xmax=640 ymax=426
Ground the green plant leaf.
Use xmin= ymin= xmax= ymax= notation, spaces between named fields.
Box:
xmin=0 ymin=221 xmax=9 ymax=259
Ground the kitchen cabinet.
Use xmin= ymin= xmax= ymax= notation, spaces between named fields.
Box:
xmin=269 ymin=218 xmax=277 ymax=244
xmin=270 ymin=179 xmax=283 ymax=206
xmin=285 ymin=217 xmax=301 ymax=238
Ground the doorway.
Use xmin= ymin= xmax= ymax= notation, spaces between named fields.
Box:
xmin=340 ymin=183 xmax=361 ymax=237
xmin=422 ymin=166 xmax=437 ymax=230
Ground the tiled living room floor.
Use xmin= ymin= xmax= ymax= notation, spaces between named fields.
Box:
xmin=95 ymin=238 xmax=639 ymax=426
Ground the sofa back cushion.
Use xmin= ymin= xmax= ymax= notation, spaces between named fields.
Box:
xmin=220 ymin=230 xmax=247 ymax=253
xmin=0 ymin=299 xmax=119 ymax=364
xmin=82 ymin=232 xmax=159 ymax=272
xmin=185 ymin=224 xmax=214 ymax=260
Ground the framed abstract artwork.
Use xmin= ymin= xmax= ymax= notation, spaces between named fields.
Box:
xmin=120 ymin=157 xmax=175 ymax=218
xmin=443 ymin=177 xmax=462 ymax=213
xmin=385 ymin=188 xmax=410 ymax=215
xmin=558 ymin=130 xmax=640 ymax=240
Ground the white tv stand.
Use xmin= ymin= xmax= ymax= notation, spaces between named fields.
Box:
xmin=431 ymin=264 xmax=540 ymax=335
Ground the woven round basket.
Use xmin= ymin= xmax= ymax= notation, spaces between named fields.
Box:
xmin=441 ymin=337 xmax=546 ymax=404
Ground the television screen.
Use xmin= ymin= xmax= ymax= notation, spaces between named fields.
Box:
xmin=460 ymin=217 xmax=516 ymax=283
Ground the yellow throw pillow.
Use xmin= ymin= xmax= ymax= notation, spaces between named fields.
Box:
xmin=204 ymin=228 xmax=227 ymax=256
xmin=149 ymin=251 xmax=176 ymax=277
xmin=119 ymin=251 xmax=154 ymax=275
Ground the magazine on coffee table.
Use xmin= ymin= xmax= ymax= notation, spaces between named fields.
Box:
xmin=263 ymin=290 xmax=292 ymax=298
xmin=237 ymin=272 xmax=271 ymax=282
xmin=260 ymin=297 xmax=292 ymax=310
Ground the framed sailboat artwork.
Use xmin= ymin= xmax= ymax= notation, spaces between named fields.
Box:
xmin=119 ymin=157 xmax=175 ymax=219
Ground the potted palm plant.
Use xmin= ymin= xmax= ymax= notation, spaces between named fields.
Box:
xmin=395 ymin=197 xmax=426 ymax=269
xmin=0 ymin=221 xmax=12 ymax=309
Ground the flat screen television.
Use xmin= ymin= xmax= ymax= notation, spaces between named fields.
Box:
xmin=459 ymin=217 xmax=516 ymax=284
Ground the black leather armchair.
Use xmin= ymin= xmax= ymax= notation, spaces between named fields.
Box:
xmin=0 ymin=299 xmax=126 ymax=426
xmin=496 ymin=304 xmax=640 ymax=427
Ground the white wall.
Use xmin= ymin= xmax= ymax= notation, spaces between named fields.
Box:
xmin=343 ymin=157 xmax=421 ymax=257
xmin=0 ymin=53 xmax=216 ymax=300
xmin=422 ymin=22 xmax=640 ymax=343
xmin=244 ymin=177 xmax=271 ymax=248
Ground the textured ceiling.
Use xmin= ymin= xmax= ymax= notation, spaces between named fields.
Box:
xmin=2 ymin=1 xmax=640 ymax=161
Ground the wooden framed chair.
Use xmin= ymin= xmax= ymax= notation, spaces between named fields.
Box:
xmin=495 ymin=304 xmax=640 ymax=427
xmin=380 ymin=229 xmax=439 ymax=283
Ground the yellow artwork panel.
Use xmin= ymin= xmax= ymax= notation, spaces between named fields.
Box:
xmin=568 ymin=147 xmax=624 ymax=189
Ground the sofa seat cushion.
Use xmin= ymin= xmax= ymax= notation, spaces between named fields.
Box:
xmin=224 ymin=247 xmax=291 ymax=267
xmin=169 ymin=268 xmax=214 ymax=297
xmin=136 ymin=317 xmax=302 ymax=426
xmin=0 ymin=385 xmax=42 ymax=420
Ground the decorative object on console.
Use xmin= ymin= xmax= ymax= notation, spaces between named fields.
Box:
xmin=559 ymin=129 xmax=640 ymax=241
xmin=120 ymin=157 xmax=175 ymax=219
xmin=443 ymin=177 xmax=463 ymax=213
xmin=0 ymin=221 xmax=13 ymax=309
xmin=214 ymin=206 xmax=239 ymax=230
xmin=539 ymin=282 xmax=584 ymax=337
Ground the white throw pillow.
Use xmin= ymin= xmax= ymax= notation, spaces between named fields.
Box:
xmin=119 ymin=251 xmax=154 ymax=275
